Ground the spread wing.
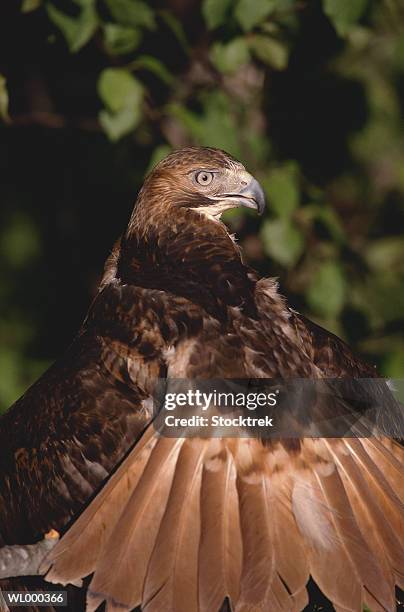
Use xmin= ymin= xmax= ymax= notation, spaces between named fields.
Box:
xmin=47 ymin=434 xmax=403 ymax=612
xmin=293 ymin=312 xmax=378 ymax=378
xmin=0 ymin=279 xmax=167 ymax=545
xmin=45 ymin=278 xmax=404 ymax=612
xmin=0 ymin=335 xmax=150 ymax=547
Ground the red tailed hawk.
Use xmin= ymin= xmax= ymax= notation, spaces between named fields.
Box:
xmin=1 ymin=147 xmax=403 ymax=612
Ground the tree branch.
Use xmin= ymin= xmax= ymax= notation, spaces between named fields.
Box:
xmin=0 ymin=530 xmax=59 ymax=580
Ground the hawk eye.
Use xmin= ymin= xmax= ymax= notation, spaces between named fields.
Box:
xmin=195 ymin=171 xmax=214 ymax=186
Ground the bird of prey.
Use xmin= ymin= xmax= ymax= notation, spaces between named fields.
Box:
xmin=1 ymin=147 xmax=403 ymax=612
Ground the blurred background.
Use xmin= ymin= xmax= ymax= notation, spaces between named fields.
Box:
xmin=0 ymin=0 xmax=404 ymax=412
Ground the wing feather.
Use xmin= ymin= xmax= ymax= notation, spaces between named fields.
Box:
xmin=313 ymin=440 xmax=395 ymax=611
xmin=142 ymin=438 xmax=205 ymax=612
xmin=43 ymin=425 xmax=158 ymax=584
xmin=328 ymin=438 xmax=404 ymax=589
xmin=86 ymin=435 xmax=184 ymax=611
xmin=45 ymin=428 xmax=404 ymax=612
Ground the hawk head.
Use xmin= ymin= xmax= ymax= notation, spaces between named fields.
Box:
xmin=127 ymin=147 xmax=266 ymax=235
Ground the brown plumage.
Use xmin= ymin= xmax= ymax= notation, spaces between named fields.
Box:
xmin=1 ymin=147 xmax=403 ymax=611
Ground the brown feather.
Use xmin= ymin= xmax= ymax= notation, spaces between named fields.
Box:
xmin=313 ymin=441 xmax=394 ymax=611
xmin=45 ymin=429 xmax=404 ymax=612
xmin=261 ymin=574 xmax=289 ymax=611
xmin=290 ymin=587 xmax=309 ymax=612
xmin=292 ymin=465 xmax=363 ymax=610
xmin=44 ymin=426 xmax=157 ymax=584
xmin=235 ymin=442 xmax=274 ymax=610
xmin=266 ymin=465 xmax=310 ymax=601
xmin=86 ymin=435 xmax=184 ymax=610
xmin=329 ymin=438 xmax=404 ymax=590
xmin=357 ymin=437 xmax=404 ymax=502
xmin=198 ymin=443 xmax=242 ymax=612
xmin=142 ymin=438 xmax=205 ymax=612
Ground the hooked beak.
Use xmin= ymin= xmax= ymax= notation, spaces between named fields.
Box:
xmin=220 ymin=175 xmax=266 ymax=216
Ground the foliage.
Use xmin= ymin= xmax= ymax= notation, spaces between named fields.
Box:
xmin=0 ymin=74 xmax=10 ymax=123
xmin=0 ymin=0 xmax=404 ymax=409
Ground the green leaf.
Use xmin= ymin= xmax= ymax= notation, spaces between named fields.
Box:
xmin=21 ymin=0 xmax=41 ymax=12
xmin=98 ymin=69 xmax=143 ymax=140
xmin=308 ymin=205 xmax=345 ymax=244
xmin=98 ymin=68 xmax=143 ymax=112
xmin=211 ymin=38 xmax=250 ymax=74
xmin=132 ymin=55 xmax=174 ymax=85
xmin=249 ymin=34 xmax=289 ymax=69
xmin=196 ymin=91 xmax=242 ymax=157
xmin=300 ymin=204 xmax=345 ymax=244
xmin=158 ymin=10 xmax=189 ymax=53
xmin=0 ymin=74 xmax=10 ymax=124
xmin=262 ymin=165 xmax=299 ymax=218
xmin=105 ymin=0 xmax=155 ymax=30
xmin=322 ymin=0 xmax=368 ymax=36
xmin=47 ymin=1 xmax=98 ymax=52
xmin=306 ymin=261 xmax=346 ymax=318
xmin=103 ymin=23 xmax=141 ymax=55
xmin=169 ymin=92 xmax=242 ymax=158
xmin=351 ymin=274 xmax=404 ymax=329
xmin=365 ymin=237 xmax=404 ymax=272
xmin=99 ymin=107 xmax=140 ymax=141
xmin=260 ymin=218 xmax=304 ymax=266
xmin=202 ymin=0 xmax=232 ymax=29
xmin=235 ymin=0 xmax=277 ymax=32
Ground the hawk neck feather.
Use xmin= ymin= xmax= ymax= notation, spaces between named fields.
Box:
xmin=119 ymin=206 xmax=259 ymax=320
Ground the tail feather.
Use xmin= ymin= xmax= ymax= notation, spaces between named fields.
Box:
xmin=268 ymin=472 xmax=310 ymax=600
xmin=291 ymin=466 xmax=364 ymax=611
xmin=198 ymin=444 xmax=242 ymax=612
xmin=235 ymin=448 xmax=274 ymax=609
xmin=45 ymin=428 xmax=404 ymax=612
xmin=290 ymin=587 xmax=309 ymax=612
xmin=142 ymin=438 xmax=205 ymax=612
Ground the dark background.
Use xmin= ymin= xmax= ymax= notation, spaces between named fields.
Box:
xmin=1 ymin=0 xmax=404 ymax=412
